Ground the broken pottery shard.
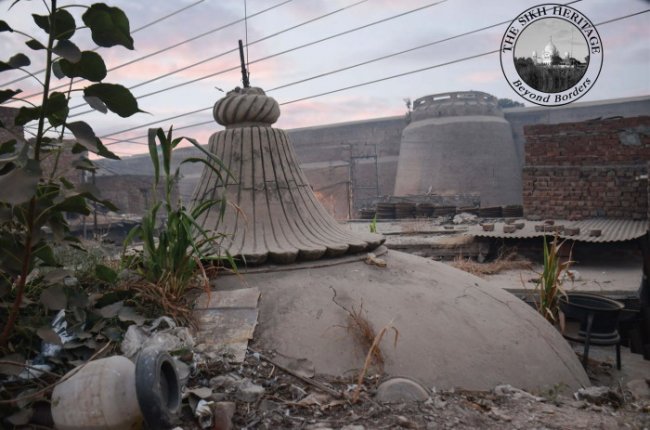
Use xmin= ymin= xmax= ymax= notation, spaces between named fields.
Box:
xmin=191 ymin=86 xmax=384 ymax=265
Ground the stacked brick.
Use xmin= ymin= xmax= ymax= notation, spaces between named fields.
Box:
xmin=522 ymin=116 xmax=649 ymax=220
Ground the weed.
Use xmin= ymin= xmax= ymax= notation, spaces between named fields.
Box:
xmin=534 ymin=235 xmax=573 ymax=324
xmin=369 ymin=215 xmax=377 ymax=233
xmin=330 ymin=287 xmax=399 ymax=403
xmin=331 ymin=287 xmax=383 ymax=371
xmin=122 ymin=127 xmax=232 ymax=325
xmin=351 ymin=320 xmax=398 ymax=403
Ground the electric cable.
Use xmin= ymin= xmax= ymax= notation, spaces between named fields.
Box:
xmin=100 ymin=8 xmax=649 ymax=146
xmin=0 ymin=0 xmax=207 ymax=88
xmin=67 ymin=0 xmax=446 ymax=119
xmin=64 ymin=0 xmax=372 ymax=117
xmin=7 ymin=0 xmax=293 ymax=102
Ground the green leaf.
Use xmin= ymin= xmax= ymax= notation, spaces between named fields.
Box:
xmin=84 ymin=83 xmax=142 ymax=117
xmin=82 ymin=4 xmax=134 ymax=50
xmin=72 ymin=157 xmax=97 ymax=171
xmin=40 ymin=285 xmax=67 ymax=310
xmin=0 ymin=139 xmax=17 ymax=155
xmin=0 ymin=89 xmax=21 ymax=104
xmin=25 ymin=39 xmax=46 ymax=50
xmin=0 ymin=159 xmax=41 ymax=204
xmin=15 ymin=105 xmax=41 ymax=126
xmin=67 ymin=121 xmax=119 ymax=159
xmin=9 ymin=53 xmax=30 ymax=68
xmin=59 ymin=51 xmax=106 ymax=82
xmin=52 ymin=61 xmax=65 ymax=79
xmin=147 ymin=128 xmax=160 ymax=185
xmin=46 ymin=91 xmax=69 ymax=127
xmin=32 ymin=9 xmax=76 ymax=40
xmin=37 ymin=326 xmax=63 ymax=345
xmin=0 ymin=20 xmax=13 ymax=33
xmin=52 ymin=194 xmax=91 ymax=215
xmin=83 ymin=95 xmax=108 ymax=114
xmin=95 ymin=264 xmax=118 ymax=284
xmin=53 ymin=39 xmax=81 ymax=63
xmin=0 ymin=53 xmax=30 ymax=73
xmin=33 ymin=242 xmax=57 ymax=266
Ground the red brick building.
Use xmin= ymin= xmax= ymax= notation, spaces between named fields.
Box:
xmin=522 ymin=116 xmax=649 ymax=220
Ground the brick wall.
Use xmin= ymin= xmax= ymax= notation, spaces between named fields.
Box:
xmin=523 ymin=116 xmax=649 ymax=220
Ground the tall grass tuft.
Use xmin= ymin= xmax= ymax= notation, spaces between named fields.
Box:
xmin=122 ymin=127 xmax=231 ymax=323
xmin=535 ymin=235 xmax=572 ymax=324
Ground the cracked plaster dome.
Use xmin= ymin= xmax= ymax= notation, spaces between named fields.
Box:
xmin=191 ymin=86 xmax=589 ymax=392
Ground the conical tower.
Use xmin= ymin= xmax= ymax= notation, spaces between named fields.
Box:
xmin=191 ymin=86 xmax=384 ymax=265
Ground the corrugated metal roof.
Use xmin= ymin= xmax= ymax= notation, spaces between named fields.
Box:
xmin=467 ymin=218 xmax=648 ymax=243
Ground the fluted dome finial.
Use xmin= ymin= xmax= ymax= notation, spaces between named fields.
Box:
xmin=213 ymin=86 xmax=280 ymax=128
xmin=194 ymin=85 xmax=384 ymax=265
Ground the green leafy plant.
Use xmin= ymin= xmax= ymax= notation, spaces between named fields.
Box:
xmin=535 ymin=235 xmax=572 ymax=324
xmin=0 ymin=0 xmax=142 ymax=348
xmin=369 ymin=214 xmax=377 ymax=233
xmin=121 ymin=126 xmax=230 ymax=323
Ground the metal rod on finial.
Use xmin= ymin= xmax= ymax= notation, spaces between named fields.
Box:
xmin=238 ymin=39 xmax=250 ymax=88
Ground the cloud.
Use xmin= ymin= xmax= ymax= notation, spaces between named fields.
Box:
xmin=464 ymin=70 xmax=503 ymax=84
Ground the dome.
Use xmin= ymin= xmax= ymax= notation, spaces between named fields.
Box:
xmin=544 ymin=39 xmax=558 ymax=56
xmin=192 ymin=85 xmax=383 ymax=265
xmin=192 ymin=85 xmax=589 ymax=393
xmin=211 ymin=247 xmax=590 ymax=391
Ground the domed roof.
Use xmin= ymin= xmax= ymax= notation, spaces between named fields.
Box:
xmin=544 ymin=39 xmax=558 ymax=55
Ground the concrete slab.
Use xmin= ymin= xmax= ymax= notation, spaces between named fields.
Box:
xmin=208 ymin=248 xmax=589 ymax=391
xmin=194 ymin=288 xmax=260 ymax=362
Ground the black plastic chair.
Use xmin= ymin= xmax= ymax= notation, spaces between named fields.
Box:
xmin=559 ymin=293 xmax=625 ymax=370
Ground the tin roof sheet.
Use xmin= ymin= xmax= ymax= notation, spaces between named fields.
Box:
xmin=467 ymin=218 xmax=648 ymax=243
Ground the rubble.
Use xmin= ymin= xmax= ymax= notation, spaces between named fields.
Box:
xmin=166 ymin=350 xmax=649 ymax=429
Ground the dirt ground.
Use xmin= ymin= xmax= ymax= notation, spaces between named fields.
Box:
xmin=179 ymin=349 xmax=650 ymax=430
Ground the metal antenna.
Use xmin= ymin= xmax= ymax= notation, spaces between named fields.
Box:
xmin=238 ymin=39 xmax=250 ymax=88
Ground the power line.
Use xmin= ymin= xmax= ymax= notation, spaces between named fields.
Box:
xmin=66 ymin=0 xmax=372 ymax=118
xmin=127 ymin=0 xmax=368 ymax=92
xmin=100 ymin=8 xmax=649 ymax=147
xmin=68 ymin=0 xmax=446 ymax=120
xmin=268 ymin=0 xmax=584 ymax=92
xmin=6 ymin=0 xmax=293 ymax=102
xmin=0 ymin=0 xmax=207 ymax=88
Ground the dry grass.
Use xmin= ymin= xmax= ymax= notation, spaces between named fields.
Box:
xmin=451 ymin=251 xmax=533 ymax=278
xmin=330 ymin=287 xmax=384 ymax=371
xmin=351 ymin=320 xmax=398 ymax=404
xmin=330 ymin=287 xmax=399 ymax=404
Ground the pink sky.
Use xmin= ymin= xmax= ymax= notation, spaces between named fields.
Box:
xmin=1 ymin=0 xmax=648 ymax=157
